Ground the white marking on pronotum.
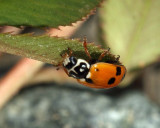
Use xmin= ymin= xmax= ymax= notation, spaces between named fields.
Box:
xmin=76 ymin=59 xmax=90 ymax=69
xmin=86 ymin=72 xmax=91 ymax=79
xmin=63 ymin=57 xmax=70 ymax=66
xmin=79 ymin=79 xmax=85 ymax=82
xmin=94 ymin=64 xmax=97 ymax=68
xmin=80 ymin=68 xmax=84 ymax=72
xmin=68 ymin=59 xmax=90 ymax=73
xmin=64 ymin=58 xmax=91 ymax=77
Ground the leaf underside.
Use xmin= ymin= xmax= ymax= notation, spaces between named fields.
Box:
xmin=0 ymin=0 xmax=102 ymax=27
xmin=0 ymin=33 xmax=120 ymax=66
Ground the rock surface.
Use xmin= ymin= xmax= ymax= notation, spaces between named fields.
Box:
xmin=0 ymin=84 xmax=160 ymax=128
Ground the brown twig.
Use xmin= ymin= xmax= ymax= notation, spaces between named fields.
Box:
xmin=0 ymin=58 xmax=43 ymax=109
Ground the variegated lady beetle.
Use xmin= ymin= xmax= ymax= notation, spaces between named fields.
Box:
xmin=62 ymin=38 xmax=126 ymax=89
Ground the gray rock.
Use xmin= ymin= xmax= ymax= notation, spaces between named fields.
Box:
xmin=0 ymin=85 xmax=160 ymax=128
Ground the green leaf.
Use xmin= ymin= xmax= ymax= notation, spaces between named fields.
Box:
xmin=0 ymin=0 xmax=102 ymax=27
xmin=0 ymin=33 xmax=120 ymax=66
xmin=101 ymin=0 xmax=160 ymax=70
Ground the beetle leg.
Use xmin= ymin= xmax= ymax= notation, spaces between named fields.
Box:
xmin=98 ymin=47 xmax=110 ymax=61
xmin=98 ymin=50 xmax=107 ymax=61
xmin=116 ymin=55 xmax=120 ymax=61
xmin=83 ymin=36 xmax=92 ymax=60
xmin=67 ymin=47 xmax=73 ymax=56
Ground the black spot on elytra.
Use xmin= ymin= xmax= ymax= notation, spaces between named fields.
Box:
xmin=95 ymin=68 xmax=99 ymax=71
xmin=85 ymin=78 xmax=93 ymax=83
xmin=116 ymin=67 xmax=121 ymax=76
xmin=108 ymin=77 xmax=115 ymax=85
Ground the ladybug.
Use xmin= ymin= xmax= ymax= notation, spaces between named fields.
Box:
xmin=62 ymin=38 xmax=126 ymax=89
